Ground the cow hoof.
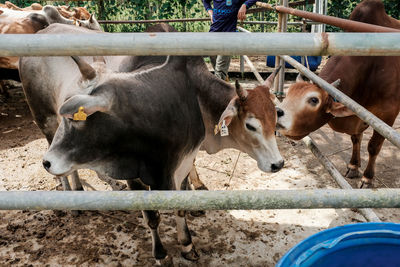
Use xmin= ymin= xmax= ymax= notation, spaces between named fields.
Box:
xmin=189 ymin=210 xmax=206 ymax=217
xmin=345 ymin=166 xmax=361 ymax=179
xmin=155 ymin=255 xmax=173 ymax=266
xmin=196 ymin=184 xmax=209 ymax=191
xmin=181 ymin=247 xmax=200 ymax=261
xmin=358 ymin=177 xmax=373 ymax=189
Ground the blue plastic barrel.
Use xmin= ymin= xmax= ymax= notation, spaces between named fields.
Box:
xmin=277 ymin=223 xmax=400 ymax=267
xmin=266 ymin=56 xmax=322 ymax=71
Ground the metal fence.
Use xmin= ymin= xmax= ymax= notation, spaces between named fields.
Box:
xmin=1 ymin=33 xmax=400 ymax=57
xmin=0 ymin=189 xmax=399 ymax=210
xmin=1 ymin=4 xmax=400 ymax=218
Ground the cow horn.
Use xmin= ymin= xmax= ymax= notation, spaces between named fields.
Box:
xmin=235 ymin=80 xmax=248 ymax=101
xmin=263 ymin=66 xmax=281 ymax=89
xmin=71 ymin=56 xmax=96 ymax=81
xmin=331 ymin=79 xmax=341 ymax=88
xmin=296 ymin=73 xmax=305 ymax=82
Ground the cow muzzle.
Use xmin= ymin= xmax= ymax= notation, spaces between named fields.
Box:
xmin=42 ymin=151 xmax=74 ymax=176
xmin=271 ymin=159 xmax=284 ymax=172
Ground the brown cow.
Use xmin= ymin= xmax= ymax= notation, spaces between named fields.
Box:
xmin=276 ymin=0 xmax=400 ymax=188
xmin=56 ymin=6 xmax=91 ymax=20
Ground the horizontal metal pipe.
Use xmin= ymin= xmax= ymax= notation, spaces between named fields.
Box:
xmin=1 ymin=33 xmax=400 ymax=57
xmin=243 ymin=20 xmax=321 ymax=25
xmin=256 ymin=2 xmax=400 ymax=33
xmin=282 ymin=55 xmax=400 ymax=149
xmin=0 ymin=189 xmax=399 ymax=210
xmin=98 ymin=19 xmax=320 ymax=26
xmin=98 ymin=18 xmax=211 ymax=24
xmin=302 ymin=136 xmax=381 ymax=222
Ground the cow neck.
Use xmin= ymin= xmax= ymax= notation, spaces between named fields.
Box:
xmin=188 ymin=59 xmax=239 ymax=153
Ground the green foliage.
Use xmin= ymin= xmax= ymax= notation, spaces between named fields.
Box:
xmin=2 ymin=0 xmax=399 ymax=33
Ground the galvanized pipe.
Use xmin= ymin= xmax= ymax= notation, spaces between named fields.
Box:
xmin=243 ymin=55 xmax=264 ymax=84
xmin=1 ymin=33 xmax=400 ymax=57
xmin=98 ymin=18 xmax=211 ymax=24
xmin=282 ymin=55 xmax=400 ymax=149
xmin=256 ymin=2 xmax=400 ymax=33
xmin=275 ymin=0 xmax=288 ymax=99
xmin=236 ymin=26 xmax=264 ymax=84
xmin=302 ymin=136 xmax=381 ymax=222
xmin=0 ymin=189 xmax=400 ymax=210
xmin=98 ymin=19 xmax=320 ymax=26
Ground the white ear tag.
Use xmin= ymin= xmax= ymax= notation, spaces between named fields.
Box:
xmin=220 ymin=120 xmax=229 ymax=137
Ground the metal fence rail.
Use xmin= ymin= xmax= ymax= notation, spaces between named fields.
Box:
xmin=302 ymin=136 xmax=381 ymax=222
xmin=98 ymin=19 xmax=321 ymax=26
xmin=256 ymin=2 xmax=400 ymax=33
xmin=1 ymin=33 xmax=400 ymax=57
xmin=282 ymin=55 xmax=400 ymax=149
xmin=0 ymin=189 xmax=400 ymax=210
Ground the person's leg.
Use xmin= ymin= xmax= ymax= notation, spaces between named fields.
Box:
xmin=215 ymin=55 xmax=231 ymax=81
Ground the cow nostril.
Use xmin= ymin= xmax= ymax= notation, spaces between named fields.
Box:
xmin=271 ymin=160 xmax=284 ymax=172
xmin=276 ymin=108 xmax=284 ymax=118
xmin=42 ymin=160 xmax=51 ymax=170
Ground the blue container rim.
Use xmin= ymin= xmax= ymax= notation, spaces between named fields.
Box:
xmin=277 ymin=222 xmax=400 ymax=267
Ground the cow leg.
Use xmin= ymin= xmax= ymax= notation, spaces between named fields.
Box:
xmin=142 ymin=210 xmax=172 ymax=266
xmin=96 ymin=171 xmax=127 ymax=190
xmin=175 ymin=177 xmax=199 ymax=261
xmin=345 ymin=133 xmax=363 ymax=178
xmin=127 ymin=179 xmax=171 ymax=266
xmin=70 ymin=171 xmax=83 ymax=191
xmin=59 ymin=176 xmax=72 ymax=191
xmin=359 ymin=130 xmax=385 ymax=188
xmin=188 ymin=164 xmax=207 ymax=217
xmin=188 ymin=164 xmax=208 ymax=191
xmin=0 ymin=81 xmax=9 ymax=101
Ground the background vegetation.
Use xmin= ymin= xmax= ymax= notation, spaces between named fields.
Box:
xmin=2 ymin=0 xmax=399 ymax=33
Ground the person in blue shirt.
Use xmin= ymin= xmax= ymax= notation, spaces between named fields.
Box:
xmin=203 ymin=0 xmax=257 ymax=80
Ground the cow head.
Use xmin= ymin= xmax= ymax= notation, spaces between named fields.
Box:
xmin=276 ymin=76 xmax=353 ymax=140
xmin=76 ymin=14 xmax=101 ymax=31
xmin=42 ymin=56 xmax=120 ymax=177
xmin=215 ymin=68 xmax=284 ymax=172
xmin=73 ymin=7 xmax=91 ymax=20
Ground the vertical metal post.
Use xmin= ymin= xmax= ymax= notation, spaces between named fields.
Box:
xmin=311 ymin=0 xmax=326 ymax=33
xmin=261 ymin=12 xmax=265 ymax=32
xmin=240 ymin=55 xmax=245 ymax=78
xmin=274 ymin=0 xmax=288 ymax=100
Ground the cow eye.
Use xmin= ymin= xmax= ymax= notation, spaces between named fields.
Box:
xmin=308 ymin=97 xmax=319 ymax=106
xmin=245 ymin=123 xmax=257 ymax=132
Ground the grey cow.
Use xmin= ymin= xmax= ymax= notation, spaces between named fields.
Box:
xmin=20 ymin=23 xmax=283 ymax=265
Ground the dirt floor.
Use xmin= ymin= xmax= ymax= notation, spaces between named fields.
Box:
xmin=0 ymin=79 xmax=399 ymax=266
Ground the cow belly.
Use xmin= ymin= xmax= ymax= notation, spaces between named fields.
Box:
xmin=173 ymin=146 xmax=200 ymax=190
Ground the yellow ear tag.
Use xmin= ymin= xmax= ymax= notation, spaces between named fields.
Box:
xmin=73 ymin=106 xmax=87 ymax=121
xmin=214 ymin=124 xmax=219 ymax=135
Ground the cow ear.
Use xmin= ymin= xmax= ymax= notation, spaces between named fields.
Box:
xmin=215 ymin=98 xmax=238 ymax=134
xmin=59 ymin=94 xmax=111 ymax=120
xmin=327 ymin=101 xmax=354 ymax=117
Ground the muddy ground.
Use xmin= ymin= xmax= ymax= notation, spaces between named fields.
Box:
xmin=0 ymin=80 xmax=399 ymax=266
